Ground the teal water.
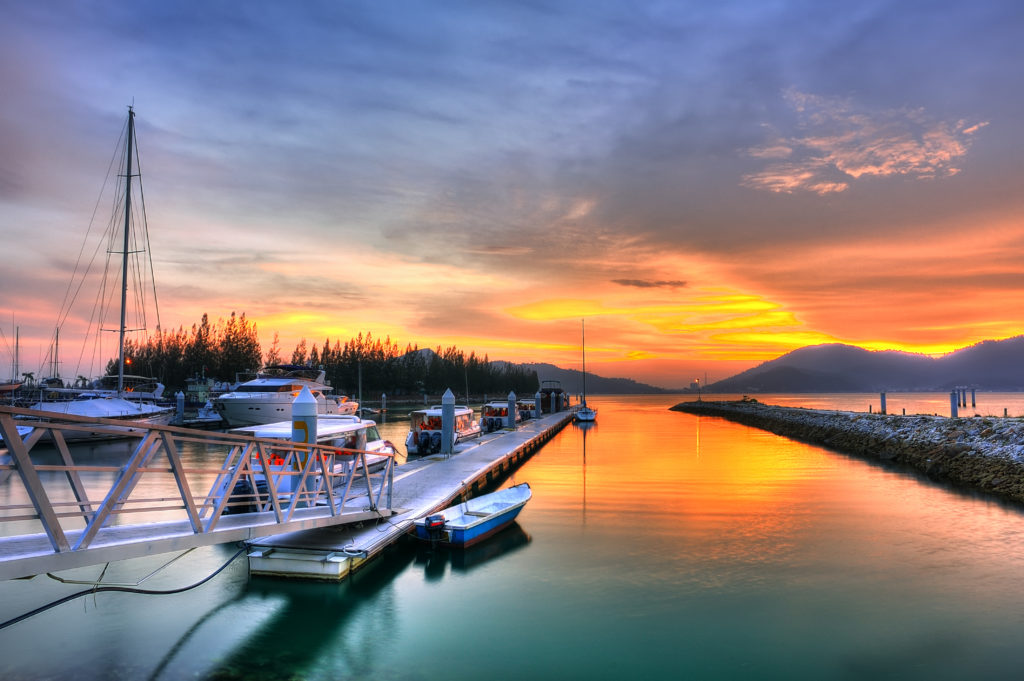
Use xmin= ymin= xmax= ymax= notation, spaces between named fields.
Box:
xmin=3 ymin=394 xmax=1024 ymax=679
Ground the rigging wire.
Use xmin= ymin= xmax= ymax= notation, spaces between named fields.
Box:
xmin=49 ymin=116 xmax=128 ymax=379
xmin=41 ymin=108 xmax=158 ymax=381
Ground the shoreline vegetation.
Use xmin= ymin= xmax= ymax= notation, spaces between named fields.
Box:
xmin=671 ymin=399 xmax=1024 ymax=506
xmin=102 ymin=313 xmax=538 ymax=398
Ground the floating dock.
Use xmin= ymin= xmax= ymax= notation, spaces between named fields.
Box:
xmin=246 ymin=409 xmax=575 ymax=579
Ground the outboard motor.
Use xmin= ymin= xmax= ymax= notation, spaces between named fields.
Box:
xmin=226 ymin=478 xmax=267 ymax=514
xmin=430 ymin=431 xmax=442 ymax=453
xmin=417 ymin=430 xmax=432 ymax=454
xmin=425 ymin=514 xmax=447 ymax=544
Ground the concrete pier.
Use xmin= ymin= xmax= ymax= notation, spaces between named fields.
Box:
xmin=247 ymin=409 xmax=575 ymax=579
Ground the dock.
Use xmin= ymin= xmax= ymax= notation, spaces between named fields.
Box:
xmin=246 ymin=409 xmax=575 ymax=579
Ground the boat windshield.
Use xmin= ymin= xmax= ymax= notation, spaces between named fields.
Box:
xmin=415 ymin=414 xmax=443 ymax=430
xmin=235 ymin=385 xmax=294 ymax=393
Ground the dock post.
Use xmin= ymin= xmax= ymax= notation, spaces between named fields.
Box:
xmin=950 ymin=390 xmax=959 ymax=419
xmin=507 ymin=391 xmax=517 ymax=430
xmin=291 ymin=387 xmax=318 ymax=492
xmin=535 ymin=391 xmax=542 ymax=420
xmin=175 ymin=391 xmax=185 ymax=424
xmin=880 ymin=392 xmax=886 ymax=415
xmin=971 ymin=388 xmax=976 ymax=408
xmin=441 ymin=388 xmax=455 ymax=457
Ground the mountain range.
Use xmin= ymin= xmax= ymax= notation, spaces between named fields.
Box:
xmin=707 ymin=337 xmax=1024 ymax=393
xmin=520 ymin=362 xmax=673 ymax=395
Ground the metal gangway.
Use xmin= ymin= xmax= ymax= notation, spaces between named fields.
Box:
xmin=0 ymin=405 xmax=394 ymax=581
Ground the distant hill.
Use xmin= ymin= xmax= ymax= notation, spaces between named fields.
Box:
xmin=406 ymin=351 xmax=671 ymax=394
xmin=709 ymin=338 xmax=1024 ymax=392
xmin=519 ymin=363 xmax=672 ymax=395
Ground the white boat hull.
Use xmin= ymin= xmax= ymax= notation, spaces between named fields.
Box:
xmin=214 ymin=393 xmax=348 ymax=426
xmin=575 ymin=406 xmax=597 ymax=422
xmin=20 ymin=398 xmax=175 ymax=442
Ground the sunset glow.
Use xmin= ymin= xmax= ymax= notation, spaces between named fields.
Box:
xmin=2 ymin=2 xmax=1023 ymax=389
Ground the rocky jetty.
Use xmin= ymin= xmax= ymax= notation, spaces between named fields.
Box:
xmin=671 ymin=399 xmax=1024 ymax=505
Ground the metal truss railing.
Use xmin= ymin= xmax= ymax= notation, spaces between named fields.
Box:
xmin=0 ymin=405 xmax=394 ymax=579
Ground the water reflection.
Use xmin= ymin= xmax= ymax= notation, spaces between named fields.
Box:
xmin=414 ymin=523 xmax=532 ymax=581
xmin=198 ymin=547 xmax=415 ymax=680
xmin=8 ymin=395 xmax=1024 ymax=680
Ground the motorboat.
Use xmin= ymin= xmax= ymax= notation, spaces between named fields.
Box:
xmin=413 ymin=482 xmax=532 ymax=547
xmin=226 ymin=413 xmax=396 ymax=510
xmin=516 ymin=398 xmax=538 ymax=421
xmin=480 ymin=400 xmax=521 ymax=433
xmin=212 ymin=365 xmax=358 ymax=426
xmin=539 ymin=379 xmax=568 ymax=413
xmin=405 ymin=404 xmax=482 ymax=455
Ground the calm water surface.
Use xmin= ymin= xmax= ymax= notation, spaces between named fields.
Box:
xmin=3 ymin=394 xmax=1024 ymax=679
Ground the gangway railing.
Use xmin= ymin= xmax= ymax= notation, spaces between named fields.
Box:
xmin=0 ymin=405 xmax=394 ymax=580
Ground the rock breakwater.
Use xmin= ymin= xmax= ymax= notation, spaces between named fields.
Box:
xmin=671 ymin=399 xmax=1024 ymax=505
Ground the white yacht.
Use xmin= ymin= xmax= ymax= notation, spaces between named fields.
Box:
xmin=405 ymin=404 xmax=482 ymax=455
xmin=212 ymin=365 xmax=358 ymax=426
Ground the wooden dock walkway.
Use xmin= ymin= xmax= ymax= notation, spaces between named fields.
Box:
xmin=247 ymin=409 xmax=575 ymax=579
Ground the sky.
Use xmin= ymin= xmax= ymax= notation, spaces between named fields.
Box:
xmin=2 ymin=0 xmax=1024 ymax=389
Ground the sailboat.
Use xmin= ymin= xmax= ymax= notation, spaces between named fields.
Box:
xmin=25 ymin=107 xmax=174 ymax=436
xmin=574 ymin=319 xmax=597 ymax=423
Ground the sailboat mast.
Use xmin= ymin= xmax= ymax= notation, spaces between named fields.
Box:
xmin=581 ymin=318 xmax=586 ymax=401
xmin=117 ymin=106 xmax=135 ymax=396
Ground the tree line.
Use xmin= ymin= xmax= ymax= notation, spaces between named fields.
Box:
xmin=113 ymin=313 xmax=539 ymax=398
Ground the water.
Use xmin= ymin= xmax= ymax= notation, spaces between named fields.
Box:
xmin=4 ymin=394 xmax=1024 ymax=679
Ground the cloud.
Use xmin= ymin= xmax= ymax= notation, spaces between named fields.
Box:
xmin=743 ymin=90 xmax=988 ymax=195
xmin=612 ymin=279 xmax=687 ymax=289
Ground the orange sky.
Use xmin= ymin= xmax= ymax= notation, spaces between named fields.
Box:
xmin=3 ymin=3 xmax=1023 ymax=389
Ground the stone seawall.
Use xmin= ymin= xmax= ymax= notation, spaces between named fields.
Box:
xmin=671 ymin=399 xmax=1024 ymax=505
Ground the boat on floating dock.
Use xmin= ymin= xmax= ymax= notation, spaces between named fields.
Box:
xmin=246 ymin=407 xmax=573 ymax=580
xmin=414 ymin=482 xmax=531 ymax=547
xmin=405 ymin=404 xmax=482 ymax=455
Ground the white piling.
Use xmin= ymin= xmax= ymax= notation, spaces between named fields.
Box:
xmin=880 ymin=392 xmax=887 ymax=415
xmin=441 ymin=388 xmax=455 ymax=457
xmin=535 ymin=391 xmax=542 ymax=420
xmin=950 ymin=390 xmax=959 ymax=419
xmin=507 ymin=391 xmax=517 ymax=430
xmin=291 ymin=386 xmax=318 ymax=484
xmin=175 ymin=391 xmax=185 ymax=424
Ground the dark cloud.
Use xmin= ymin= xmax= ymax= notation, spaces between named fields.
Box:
xmin=612 ymin=279 xmax=687 ymax=289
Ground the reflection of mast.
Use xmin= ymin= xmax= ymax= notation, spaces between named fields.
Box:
xmin=582 ymin=423 xmax=587 ymax=525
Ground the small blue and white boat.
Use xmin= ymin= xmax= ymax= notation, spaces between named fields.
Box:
xmin=414 ymin=482 xmax=532 ymax=547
